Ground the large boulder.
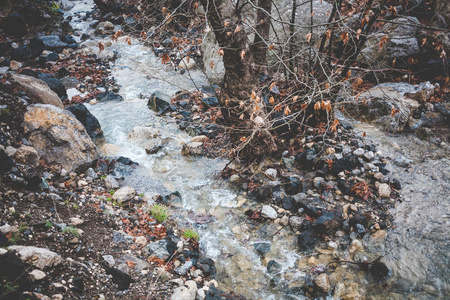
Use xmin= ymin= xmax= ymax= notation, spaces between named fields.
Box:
xmin=66 ymin=104 xmax=105 ymax=144
xmin=147 ymin=91 xmax=171 ymax=114
xmin=339 ymin=83 xmax=423 ymax=132
xmin=8 ymin=246 xmax=62 ymax=269
xmin=201 ymin=30 xmax=225 ymax=85
xmin=7 ymin=74 xmax=64 ymax=108
xmin=359 ymin=17 xmax=420 ymax=68
xmin=23 ymin=105 xmax=98 ymax=173
xmin=10 ymin=38 xmax=45 ymax=61
xmin=38 ymin=36 xmax=68 ymax=51
xmin=3 ymin=14 xmax=27 ymax=37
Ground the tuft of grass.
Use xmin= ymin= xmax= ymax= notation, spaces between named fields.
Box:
xmin=149 ymin=204 xmax=169 ymax=223
xmin=45 ymin=220 xmax=53 ymax=229
xmin=182 ymin=228 xmax=199 ymax=241
xmin=62 ymin=226 xmax=79 ymax=237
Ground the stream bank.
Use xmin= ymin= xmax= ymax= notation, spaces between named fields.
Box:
xmin=0 ymin=0 xmax=449 ymax=299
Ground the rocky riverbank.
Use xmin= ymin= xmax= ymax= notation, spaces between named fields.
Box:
xmin=1 ymin=0 xmax=449 ymax=299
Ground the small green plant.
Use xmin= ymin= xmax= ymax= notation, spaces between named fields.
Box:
xmin=100 ymin=175 xmax=106 ymax=179
xmin=149 ymin=204 xmax=169 ymax=223
xmin=182 ymin=228 xmax=199 ymax=241
xmin=45 ymin=220 xmax=53 ymax=229
xmin=72 ymin=204 xmax=79 ymax=210
xmin=62 ymin=226 xmax=79 ymax=237
xmin=19 ymin=224 xmax=27 ymax=233
xmin=47 ymin=1 xmax=60 ymax=15
xmin=109 ymin=190 xmax=115 ymax=195
xmin=9 ymin=232 xmax=21 ymax=244
xmin=5 ymin=282 xmax=15 ymax=292
xmin=139 ymin=193 xmax=144 ymax=198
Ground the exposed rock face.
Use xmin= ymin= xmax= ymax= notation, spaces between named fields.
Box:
xmin=359 ymin=17 xmax=420 ymax=67
xmin=7 ymin=74 xmax=64 ymax=108
xmin=339 ymin=84 xmax=422 ymax=132
xmin=23 ymin=105 xmax=98 ymax=173
xmin=201 ymin=30 xmax=225 ymax=85
xmin=3 ymin=14 xmax=28 ymax=37
xmin=147 ymin=91 xmax=171 ymax=114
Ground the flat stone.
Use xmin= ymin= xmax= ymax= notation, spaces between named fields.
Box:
xmin=29 ymin=269 xmax=46 ymax=281
xmin=314 ymin=273 xmax=331 ymax=293
xmin=69 ymin=217 xmax=83 ymax=226
xmin=8 ymin=246 xmax=62 ymax=269
xmin=378 ymin=183 xmax=391 ymax=197
xmin=103 ymin=255 xmax=115 ymax=266
xmin=171 ymin=280 xmax=197 ymax=300
xmin=105 ymin=175 xmax=119 ymax=189
xmin=112 ymin=186 xmax=136 ymax=203
xmin=261 ymin=205 xmax=277 ymax=219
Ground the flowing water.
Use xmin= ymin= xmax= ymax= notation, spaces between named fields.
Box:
xmin=67 ymin=2 xmax=449 ymax=299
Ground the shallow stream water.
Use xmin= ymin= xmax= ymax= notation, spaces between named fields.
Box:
xmin=67 ymin=2 xmax=449 ymax=299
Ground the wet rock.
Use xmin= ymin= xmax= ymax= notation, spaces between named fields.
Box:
xmin=297 ymin=229 xmax=321 ymax=251
xmin=7 ymin=74 xmax=64 ymax=108
xmin=3 ymin=14 xmax=27 ymax=37
xmin=197 ymin=258 xmax=216 ymax=277
xmin=267 ymin=260 xmax=282 ymax=274
xmin=147 ymin=91 xmax=171 ymax=114
xmin=284 ymin=177 xmax=302 ymax=195
xmin=394 ymin=156 xmax=412 ymax=167
xmin=181 ymin=142 xmax=203 ymax=156
xmin=314 ymin=273 xmax=331 ymax=293
xmin=175 ymin=260 xmax=193 ymax=275
xmin=104 ymin=265 xmax=134 ymax=290
xmin=289 ymin=216 xmax=305 ymax=231
xmin=253 ymin=242 xmax=271 ymax=256
xmin=66 ymin=104 xmax=105 ymax=144
xmin=0 ymin=150 xmax=14 ymax=173
xmin=45 ymin=52 xmax=60 ymax=62
xmin=37 ymin=73 xmax=67 ymax=99
xmin=171 ymin=280 xmax=197 ymax=300
xmin=201 ymin=97 xmax=219 ymax=107
xmin=128 ymin=126 xmax=160 ymax=140
xmin=331 ymin=156 xmax=363 ymax=176
xmin=349 ymin=239 xmax=364 ymax=256
xmin=353 ymin=148 xmax=364 ymax=156
xmin=142 ymin=239 xmax=172 ymax=261
xmin=11 ymin=39 xmax=45 ymax=61
xmin=377 ymin=183 xmax=391 ymax=197
xmin=13 ymin=146 xmax=39 ymax=167
xmin=312 ymin=212 xmax=340 ymax=235
xmin=8 ymin=246 xmax=62 ymax=269
xmin=23 ymin=104 xmax=98 ymax=173
xmin=112 ymin=186 xmax=136 ymax=203
xmin=96 ymin=91 xmax=124 ymax=102
xmin=369 ymin=261 xmax=390 ymax=282
xmin=261 ymin=205 xmax=277 ymax=219
xmin=60 ymin=0 xmax=76 ymax=11
xmin=72 ymin=278 xmax=84 ymax=293
xmin=253 ymin=185 xmax=273 ymax=202
xmin=39 ymin=36 xmax=68 ymax=50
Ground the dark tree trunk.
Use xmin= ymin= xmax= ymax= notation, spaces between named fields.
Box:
xmin=251 ymin=0 xmax=272 ymax=73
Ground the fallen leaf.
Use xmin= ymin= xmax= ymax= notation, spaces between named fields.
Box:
xmin=268 ymin=44 xmax=275 ymax=50
xmin=378 ymin=35 xmax=389 ymax=52
xmin=218 ymin=48 xmax=224 ymax=56
xmin=305 ymin=33 xmax=312 ymax=43
xmin=292 ymin=95 xmax=299 ymax=102
xmin=269 ymin=96 xmax=275 ymax=105
xmin=161 ymin=53 xmax=171 ymax=65
xmin=240 ymin=50 xmax=245 ymax=60
xmin=390 ymin=106 xmax=400 ymax=117
xmin=340 ymin=31 xmax=349 ymax=44
xmin=284 ymin=106 xmax=291 ymax=115
xmin=98 ymin=42 xmax=105 ymax=52
xmin=126 ymin=260 xmax=136 ymax=268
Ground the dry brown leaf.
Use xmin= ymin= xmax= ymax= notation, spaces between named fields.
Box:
xmin=269 ymin=96 xmax=275 ymax=105
xmin=305 ymin=33 xmax=312 ymax=43
xmin=210 ymin=61 xmax=215 ymax=69
xmin=340 ymin=31 xmax=349 ymax=44
xmin=234 ymin=25 xmax=241 ymax=33
xmin=161 ymin=53 xmax=170 ymax=65
xmin=284 ymin=106 xmax=291 ymax=115
xmin=378 ymin=35 xmax=389 ymax=52
xmin=98 ymin=42 xmax=105 ymax=53
xmin=240 ymin=50 xmax=245 ymax=60
xmin=354 ymin=77 xmax=363 ymax=87
xmin=356 ymin=29 xmax=362 ymax=40
xmin=218 ymin=48 xmax=224 ymax=56
xmin=325 ymin=29 xmax=331 ymax=40
xmin=268 ymin=44 xmax=275 ymax=50
xmin=251 ymin=91 xmax=257 ymax=100
xmin=292 ymin=95 xmax=299 ymax=102
xmin=390 ymin=106 xmax=400 ymax=117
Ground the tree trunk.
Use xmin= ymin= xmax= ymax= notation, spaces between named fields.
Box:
xmin=251 ymin=0 xmax=272 ymax=74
